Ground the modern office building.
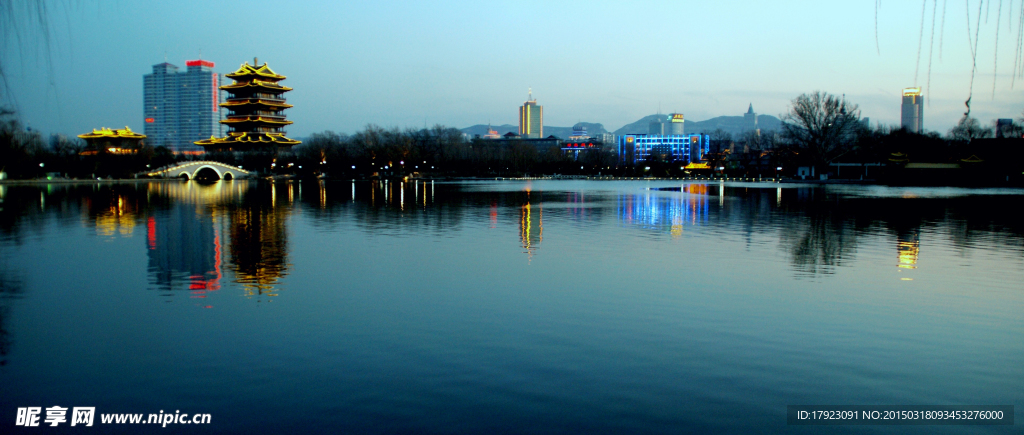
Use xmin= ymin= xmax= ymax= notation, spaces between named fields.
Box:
xmin=143 ymin=60 xmax=225 ymax=152
xmin=195 ymin=60 xmax=300 ymax=152
xmin=519 ymin=90 xmax=543 ymax=139
xmin=667 ymin=113 xmax=685 ymax=135
xmin=618 ymin=134 xmax=709 ymax=165
xmin=901 ymin=88 xmax=923 ymax=133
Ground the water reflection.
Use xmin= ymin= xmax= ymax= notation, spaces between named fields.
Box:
xmin=226 ymin=182 xmax=290 ymax=298
xmin=519 ymin=201 xmax=542 ymax=256
xmin=897 ymin=231 xmax=920 ymax=269
xmin=0 ymin=264 xmax=24 ymax=366
xmin=146 ymin=205 xmax=223 ymax=296
xmin=619 ymin=186 xmax=709 ymax=236
xmin=1 ymin=180 xmax=1022 ymax=294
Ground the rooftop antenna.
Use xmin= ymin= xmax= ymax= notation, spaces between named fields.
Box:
xmin=254 ymin=56 xmax=258 ymax=66
xmin=528 ymin=87 xmax=532 ymax=101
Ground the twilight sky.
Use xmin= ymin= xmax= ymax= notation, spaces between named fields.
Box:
xmin=3 ymin=0 xmax=1022 ymax=138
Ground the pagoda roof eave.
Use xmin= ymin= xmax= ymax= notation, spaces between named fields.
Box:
xmin=78 ymin=126 xmax=147 ymax=140
xmin=220 ymin=99 xmax=293 ymax=109
xmin=194 ymin=132 xmax=301 ymax=147
xmin=225 ymin=62 xmax=286 ymax=80
xmin=220 ymin=116 xmax=293 ymax=125
xmin=220 ymin=81 xmax=292 ymax=92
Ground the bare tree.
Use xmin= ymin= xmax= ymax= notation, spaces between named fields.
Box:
xmin=947 ymin=116 xmax=992 ymax=142
xmin=780 ymin=91 xmax=864 ymax=169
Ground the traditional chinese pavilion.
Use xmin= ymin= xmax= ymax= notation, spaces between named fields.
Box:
xmin=194 ymin=58 xmax=300 ymax=152
xmin=78 ymin=126 xmax=146 ymax=155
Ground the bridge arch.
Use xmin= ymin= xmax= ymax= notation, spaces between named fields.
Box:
xmin=192 ymin=165 xmax=223 ymax=180
xmin=143 ymin=161 xmax=250 ymax=180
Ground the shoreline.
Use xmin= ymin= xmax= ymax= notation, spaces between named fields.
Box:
xmin=0 ymin=176 xmax=1019 ymax=188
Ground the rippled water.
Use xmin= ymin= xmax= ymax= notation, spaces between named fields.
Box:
xmin=0 ymin=180 xmax=1022 ymax=433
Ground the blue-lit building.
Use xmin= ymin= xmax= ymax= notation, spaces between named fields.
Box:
xmin=618 ymin=134 xmax=710 ymax=165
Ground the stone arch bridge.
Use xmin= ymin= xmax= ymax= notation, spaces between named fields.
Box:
xmin=142 ymin=161 xmax=251 ymax=180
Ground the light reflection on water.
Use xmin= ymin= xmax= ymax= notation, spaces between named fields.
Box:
xmin=0 ymin=179 xmax=1021 ymax=433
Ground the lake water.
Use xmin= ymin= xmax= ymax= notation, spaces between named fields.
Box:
xmin=1 ymin=180 xmax=1022 ymax=433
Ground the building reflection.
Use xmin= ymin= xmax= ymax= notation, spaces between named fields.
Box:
xmin=227 ymin=182 xmax=290 ymax=298
xmin=84 ymin=186 xmax=146 ymax=237
xmin=618 ymin=185 xmax=709 ymax=235
xmin=897 ymin=231 xmax=921 ymax=269
xmin=144 ymin=181 xmax=290 ymax=299
xmin=145 ymin=204 xmax=223 ymax=297
xmin=520 ymin=199 xmax=542 ymax=256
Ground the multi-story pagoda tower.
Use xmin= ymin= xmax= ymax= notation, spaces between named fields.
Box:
xmin=195 ymin=58 xmax=300 ymax=152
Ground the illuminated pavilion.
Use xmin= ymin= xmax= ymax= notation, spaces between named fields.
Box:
xmin=194 ymin=59 xmax=300 ymax=152
xmin=78 ymin=126 xmax=146 ymax=155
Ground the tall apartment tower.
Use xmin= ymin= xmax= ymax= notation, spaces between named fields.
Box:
xmin=144 ymin=60 xmax=224 ymax=152
xmin=901 ymin=88 xmax=923 ymax=133
xmin=519 ymin=90 xmax=543 ymax=138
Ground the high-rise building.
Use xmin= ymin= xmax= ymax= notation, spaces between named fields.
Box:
xmin=144 ymin=60 xmax=225 ymax=152
xmin=901 ymin=88 xmax=923 ymax=133
xmin=195 ymin=59 xmax=300 ymax=152
xmin=667 ymin=113 xmax=685 ymax=135
xmin=519 ymin=90 xmax=543 ymax=139
xmin=648 ymin=115 xmax=665 ymax=135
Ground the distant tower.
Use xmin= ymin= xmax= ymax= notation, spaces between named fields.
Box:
xmin=743 ymin=104 xmax=757 ymax=131
xmin=667 ymin=113 xmax=685 ymax=135
xmin=648 ymin=115 xmax=666 ymax=135
xmin=901 ymin=88 xmax=923 ymax=133
xmin=519 ymin=89 xmax=543 ymax=138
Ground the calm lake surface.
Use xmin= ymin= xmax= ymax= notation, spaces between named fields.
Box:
xmin=0 ymin=179 xmax=1022 ymax=434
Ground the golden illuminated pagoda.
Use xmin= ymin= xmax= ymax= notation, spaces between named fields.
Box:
xmin=194 ymin=58 xmax=300 ymax=152
xmin=78 ymin=126 xmax=146 ymax=155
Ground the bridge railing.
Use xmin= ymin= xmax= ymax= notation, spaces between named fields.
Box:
xmin=140 ymin=161 xmax=251 ymax=177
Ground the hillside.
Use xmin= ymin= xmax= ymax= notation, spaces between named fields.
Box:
xmin=461 ymin=122 xmax=609 ymax=139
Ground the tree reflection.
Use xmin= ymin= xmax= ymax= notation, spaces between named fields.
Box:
xmin=0 ymin=264 xmax=24 ymax=366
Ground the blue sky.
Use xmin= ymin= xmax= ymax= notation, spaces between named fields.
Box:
xmin=3 ymin=0 xmax=1022 ymax=137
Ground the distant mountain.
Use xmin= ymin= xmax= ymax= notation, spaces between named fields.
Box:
xmin=461 ymin=122 xmax=609 ymax=139
xmin=543 ymin=122 xmax=609 ymax=139
xmin=461 ymin=124 xmax=518 ymax=137
xmin=612 ymin=114 xmax=781 ymax=137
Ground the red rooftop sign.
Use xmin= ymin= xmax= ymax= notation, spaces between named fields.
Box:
xmin=186 ymin=60 xmax=214 ymax=68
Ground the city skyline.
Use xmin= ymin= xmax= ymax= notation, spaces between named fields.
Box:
xmin=2 ymin=1 xmax=1022 ymax=139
